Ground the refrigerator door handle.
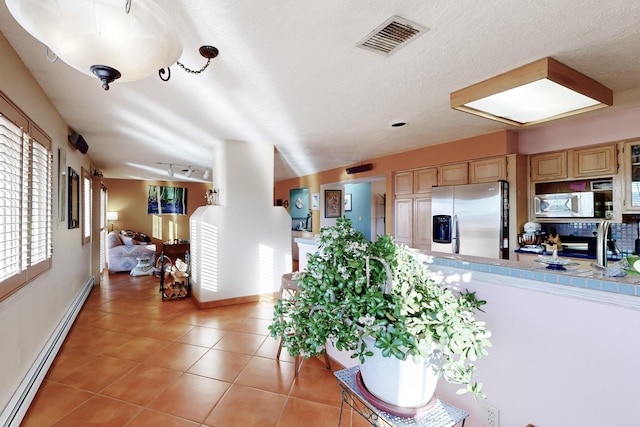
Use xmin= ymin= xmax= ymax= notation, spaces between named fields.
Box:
xmin=452 ymin=215 xmax=460 ymax=254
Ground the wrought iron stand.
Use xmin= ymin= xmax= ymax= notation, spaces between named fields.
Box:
xmin=334 ymin=366 xmax=468 ymax=427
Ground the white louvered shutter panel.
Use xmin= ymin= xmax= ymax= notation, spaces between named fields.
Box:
xmin=0 ymin=114 xmax=25 ymax=282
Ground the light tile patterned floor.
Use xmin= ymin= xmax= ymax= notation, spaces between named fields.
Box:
xmin=21 ymin=272 xmax=366 ymax=426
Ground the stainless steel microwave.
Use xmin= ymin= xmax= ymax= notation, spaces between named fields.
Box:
xmin=534 ymin=192 xmax=595 ymax=218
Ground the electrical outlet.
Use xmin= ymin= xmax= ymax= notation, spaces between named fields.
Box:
xmin=481 ymin=401 xmax=500 ymax=427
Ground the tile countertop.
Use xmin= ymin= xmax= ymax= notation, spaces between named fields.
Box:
xmin=292 ymin=237 xmax=640 ymax=307
xmin=412 ymin=249 xmax=640 ymax=309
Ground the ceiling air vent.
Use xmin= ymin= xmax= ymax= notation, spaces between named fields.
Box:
xmin=357 ymin=16 xmax=428 ymax=55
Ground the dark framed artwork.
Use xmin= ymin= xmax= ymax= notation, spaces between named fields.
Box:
xmin=324 ymin=189 xmax=342 ymax=218
xmin=147 ymin=185 xmax=188 ymax=215
xmin=67 ymin=167 xmax=80 ymax=229
xmin=344 ymin=193 xmax=352 ymax=212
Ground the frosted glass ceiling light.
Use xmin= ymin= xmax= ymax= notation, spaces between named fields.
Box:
xmin=450 ymin=57 xmax=613 ymax=126
xmin=5 ymin=0 xmax=219 ymax=90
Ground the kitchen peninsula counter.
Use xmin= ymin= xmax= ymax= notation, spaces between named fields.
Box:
xmin=413 ymin=249 xmax=640 ymax=311
xmin=294 ymin=236 xmax=639 ymax=308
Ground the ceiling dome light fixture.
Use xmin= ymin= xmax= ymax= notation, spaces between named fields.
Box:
xmin=5 ymin=0 xmax=218 ymax=90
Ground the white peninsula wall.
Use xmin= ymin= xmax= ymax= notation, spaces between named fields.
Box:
xmin=189 ymin=140 xmax=291 ymax=304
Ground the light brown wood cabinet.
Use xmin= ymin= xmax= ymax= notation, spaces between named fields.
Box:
xmin=413 ymin=196 xmax=432 ymax=249
xmin=393 ymin=198 xmax=413 ymax=247
xmin=570 ymin=144 xmax=617 ymax=178
xmin=622 ymin=141 xmax=640 ymax=212
xmin=392 ymin=168 xmax=437 ymax=249
xmin=394 ymin=171 xmax=414 ymax=195
xmin=469 ymin=157 xmax=507 ymax=183
xmin=438 ymin=162 xmax=468 ymax=186
xmin=414 ymin=167 xmax=437 ymax=194
xmin=530 ymin=151 xmax=568 ymax=181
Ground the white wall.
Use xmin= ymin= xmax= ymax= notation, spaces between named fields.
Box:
xmin=189 ymin=140 xmax=291 ymax=302
xmin=0 ymin=32 xmax=92 ymax=411
xmin=430 ymin=267 xmax=640 ymax=427
xmin=328 ymin=260 xmax=640 ymax=426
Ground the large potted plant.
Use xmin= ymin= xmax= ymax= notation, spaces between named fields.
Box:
xmin=269 ymin=217 xmax=491 ymax=408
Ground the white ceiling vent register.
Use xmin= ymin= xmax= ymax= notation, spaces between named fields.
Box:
xmin=357 ymin=16 xmax=428 ymax=55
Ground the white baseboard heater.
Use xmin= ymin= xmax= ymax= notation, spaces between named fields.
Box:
xmin=0 ymin=276 xmax=95 ymax=427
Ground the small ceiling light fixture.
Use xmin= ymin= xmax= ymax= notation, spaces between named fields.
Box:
xmin=450 ymin=57 xmax=613 ymax=127
xmin=5 ymin=0 xmax=218 ymax=90
xmin=158 ymin=162 xmax=203 ymax=178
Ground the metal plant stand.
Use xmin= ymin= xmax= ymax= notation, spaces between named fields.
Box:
xmin=334 ymin=366 xmax=468 ymax=427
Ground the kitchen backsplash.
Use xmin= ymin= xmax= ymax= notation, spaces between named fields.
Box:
xmin=545 ymin=222 xmax=638 ymax=258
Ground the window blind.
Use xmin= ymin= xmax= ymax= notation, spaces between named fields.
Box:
xmin=30 ymin=139 xmax=52 ymax=265
xmin=0 ymin=110 xmax=52 ymax=293
xmin=83 ymin=171 xmax=91 ymax=243
xmin=0 ymin=115 xmax=24 ymax=282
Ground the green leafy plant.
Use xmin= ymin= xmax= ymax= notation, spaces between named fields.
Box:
xmin=269 ymin=217 xmax=491 ymax=397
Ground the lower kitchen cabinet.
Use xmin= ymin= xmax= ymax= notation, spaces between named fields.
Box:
xmin=393 ymin=196 xmax=431 ymax=250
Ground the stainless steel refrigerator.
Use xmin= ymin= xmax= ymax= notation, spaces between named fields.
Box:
xmin=431 ymin=181 xmax=509 ymax=259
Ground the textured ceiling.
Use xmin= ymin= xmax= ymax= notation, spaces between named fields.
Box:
xmin=1 ymin=0 xmax=640 ymax=182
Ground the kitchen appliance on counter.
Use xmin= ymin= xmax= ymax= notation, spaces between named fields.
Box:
xmin=518 ymin=221 xmax=545 ymax=253
xmin=431 ymin=181 xmax=509 ymax=259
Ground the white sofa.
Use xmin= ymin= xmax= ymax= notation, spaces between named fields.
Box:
xmin=107 ymin=230 xmax=156 ymax=273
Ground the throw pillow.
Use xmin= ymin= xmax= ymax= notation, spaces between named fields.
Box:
xmin=121 ymin=235 xmax=136 ymax=246
xmin=106 ymin=231 xmax=122 ymax=248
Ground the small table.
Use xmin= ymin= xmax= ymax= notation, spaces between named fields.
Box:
xmin=162 ymin=242 xmax=190 ymax=263
xmin=334 ymin=366 xmax=468 ymax=427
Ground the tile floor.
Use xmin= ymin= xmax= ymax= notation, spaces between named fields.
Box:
xmin=21 ymin=272 xmax=370 ymax=426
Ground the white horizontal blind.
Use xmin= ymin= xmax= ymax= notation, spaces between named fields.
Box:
xmin=0 ymin=114 xmax=25 ymax=282
xmin=83 ymin=172 xmax=91 ymax=243
xmin=100 ymin=186 xmax=107 ymax=271
xmin=30 ymin=139 xmax=52 ymax=264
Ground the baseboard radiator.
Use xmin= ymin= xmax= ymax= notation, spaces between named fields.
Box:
xmin=0 ymin=276 xmax=95 ymax=427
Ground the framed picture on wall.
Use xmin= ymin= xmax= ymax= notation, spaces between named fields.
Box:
xmin=344 ymin=193 xmax=352 ymax=212
xmin=324 ymin=189 xmax=342 ymax=218
xmin=68 ymin=167 xmax=80 ymax=229
xmin=311 ymin=193 xmax=319 ymax=210
xmin=147 ymin=185 xmax=188 ymax=215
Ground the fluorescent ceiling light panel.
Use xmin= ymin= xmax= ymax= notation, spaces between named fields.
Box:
xmin=450 ymin=57 xmax=613 ymax=126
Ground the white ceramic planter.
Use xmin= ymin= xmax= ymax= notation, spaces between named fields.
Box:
xmin=359 ymin=335 xmax=441 ymax=408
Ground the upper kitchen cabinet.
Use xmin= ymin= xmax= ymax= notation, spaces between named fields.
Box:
xmin=531 ymin=144 xmax=617 ymax=182
xmin=469 ymin=157 xmax=507 ymax=183
xmin=438 ymin=162 xmax=468 ymax=186
xmin=530 ymin=151 xmax=568 ymax=182
xmin=394 ymin=171 xmax=413 ymax=195
xmin=622 ymin=141 xmax=640 ymax=212
xmin=414 ymin=167 xmax=438 ymax=194
xmin=570 ymin=144 xmax=617 ymax=178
